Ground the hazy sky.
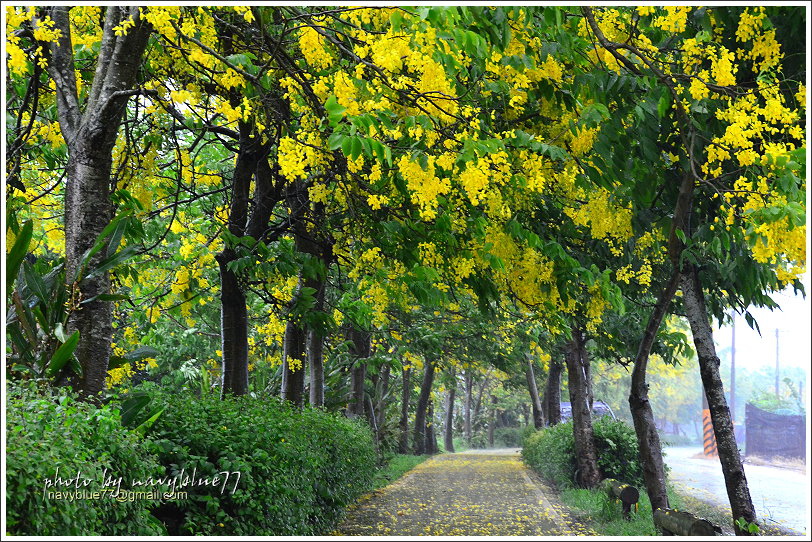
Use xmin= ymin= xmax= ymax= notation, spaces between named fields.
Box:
xmin=714 ymin=274 xmax=811 ymax=371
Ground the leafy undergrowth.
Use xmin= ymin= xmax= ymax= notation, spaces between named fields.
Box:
xmin=372 ymin=454 xmax=429 ymax=490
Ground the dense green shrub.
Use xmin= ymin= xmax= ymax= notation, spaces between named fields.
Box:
xmin=6 ymin=383 xmax=165 ymax=536
xmin=494 ymin=426 xmax=525 ymax=447
xmin=522 ymin=417 xmax=644 ymax=489
xmin=522 ymin=421 xmax=576 ymax=487
xmin=469 ymin=431 xmax=489 ymax=448
xmin=592 ymin=416 xmax=645 ymax=487
xmin=145 ymin=388 xmax=376 ymax=535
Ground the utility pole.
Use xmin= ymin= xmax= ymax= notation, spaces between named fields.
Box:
xmin=730 ymin=313 xmax=736 ymax=423
xmin=775 ymin=328 xmax=780 ymax=398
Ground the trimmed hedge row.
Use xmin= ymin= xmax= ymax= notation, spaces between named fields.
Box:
xmin=146 ymin=388 xmax=376 ymax=535
xmin=6 ymin=383 xmax=376 ymax=536
xmin=6 ymin=383 xmax=164 ymax=535
xmin=522 ymin=417 xmax=645 ymax=489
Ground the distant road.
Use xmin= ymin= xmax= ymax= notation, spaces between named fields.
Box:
xmin=664 ymin=446 xmax=809 ymax=535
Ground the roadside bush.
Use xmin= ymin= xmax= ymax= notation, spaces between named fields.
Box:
xmin=522 ymin=421 xmax=576 ymax=488
xmin=521 ymin=424 xmax=538 ymax=442
xmin=145 ymin=388 xmax=376 ymax=535
xmin=494 ymin=426 xmax=524 ymax=447
xmin=522 ymin=417 xmax=644 ymax=489
xmin=592 ymin=416 xmax=644 ymax=487
xmin=6 ymin=382 xmax=165 ymax=536
xmin=469 ymin=431 xmax=489 ymax=449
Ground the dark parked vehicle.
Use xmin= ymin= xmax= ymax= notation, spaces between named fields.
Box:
xmin=559 ymin=401 xmax=616 ymax=421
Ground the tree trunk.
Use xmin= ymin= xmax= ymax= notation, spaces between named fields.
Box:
xmin=581 ymin=339 xmax=594 ymax=411
xmin=681 ymin=265 xmax=757 ymax=535
xmin=398 ymin=365 xmax=412 ymax=453
xmin=283 ymin=180 xmax=324 ymax=406
xmin=444 ymin=371 xmax=456 ymax=452
xmin=488 ymin=394 xmax=497 ymax=448
xmin=565 ymin=327 xmax=601 ymax=488
xmin=347 ymin=328 xmax=370 ymax=417
xmin=629 ymin=270 xmax=680 ymax=511
xmin=64 ymin=146 xmax=115 ymax=398
xmin=307 ymin=283 xmax=327 ymax=407
xmin=544 ymin=359 xmax=563 ymax=425
xmin=473 ymin=374 xmax=490 ymax=422
xmin=281 ymin=319 xmax=306 ymax=406
xmin=375 ymin=363 xmax=390 ymax=427
xmin=365 ymin=394 xmax=378 ymax=440
xmin=349 ymin=361 xmax=366 ymax=417
xmin=526 ymin=359 xmax=545 ymax=429
xmin=47 ymin=7 xmax=151 ymax=398
xmin=217 ymin=248 xmax=248 ymax=396
xmin=413 ymin=361 xmax=435 ymax=455
xmin=426 ymin=399 xmax=438 ymax=454
xmin=464 ymin=370 xmax=473 ymax=444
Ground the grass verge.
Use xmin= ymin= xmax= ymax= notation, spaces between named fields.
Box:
xmin=559 ymin=485 xmax=687 ymax=536
xmin=561 ymin=482 xmax=795 ymax=536
xmin=669 ymin=483 xmax=797 ymax=536
xmin=371 ymin=454 xmax=429 ymax=490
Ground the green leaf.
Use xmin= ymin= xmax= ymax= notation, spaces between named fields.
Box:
xmin=341 ymin=136 xmax=353 ymax=157
xmin=78 ymin=210 xmax=134 ymax=276
xmin=6 ymin=220 xmax=33 ymax=291
xmin=134 ymin=407 xmax=165 ymax=436
xmin=658 ymin=90 xmax=671 ymax=118
xmin=120 ymin=392 xmax=152 ymax=427
xmin=47 ymin=330 xmax=79 ymax=378
xmin=350 ymin=137 xmax=363 ymax=161
xmin=325 ymin=95 xmax=347 ymax=127
xmin=390 ymin=10 xmax=403 ymax=31
xmin=22 ymin=261 xmax=49 ymax=305
xmin=81 ymin=292 xmax=130 ymax=305
xmin=125 ymin=345 xmax=160 ymax=361
xmin=84 ymin=246 xmax=137 ymax=280
xmin=327 ymin=132 xmax=345 ymax=151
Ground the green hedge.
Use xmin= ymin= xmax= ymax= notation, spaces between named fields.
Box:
xmin=522 ymin=417 xmax=644 ymax=489
xmin=6 ymin=383 xmax=165 ymax=536
xmin=146 ymin=389 xmax=376 ymax=535
xmin=7 ymin=382 xmax=377 ymax=536
xmin=493 ymin=426 xmax=525 ymax=447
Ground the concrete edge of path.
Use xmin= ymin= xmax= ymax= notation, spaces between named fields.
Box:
xmin=520 ymin=466 xmax=570 ymax=533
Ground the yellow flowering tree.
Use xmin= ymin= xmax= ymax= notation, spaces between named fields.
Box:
xmin=574 ymin=5 xmax=805 ymax=531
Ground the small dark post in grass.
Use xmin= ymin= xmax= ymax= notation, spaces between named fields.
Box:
xmin=654 ymin=508 xmax=722 ymax=536
xmin=601 ymin=478 xmax=639 ymax=519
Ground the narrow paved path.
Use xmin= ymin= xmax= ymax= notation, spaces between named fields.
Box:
xmin=333 ymin=449 xmax=596 ymax=536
